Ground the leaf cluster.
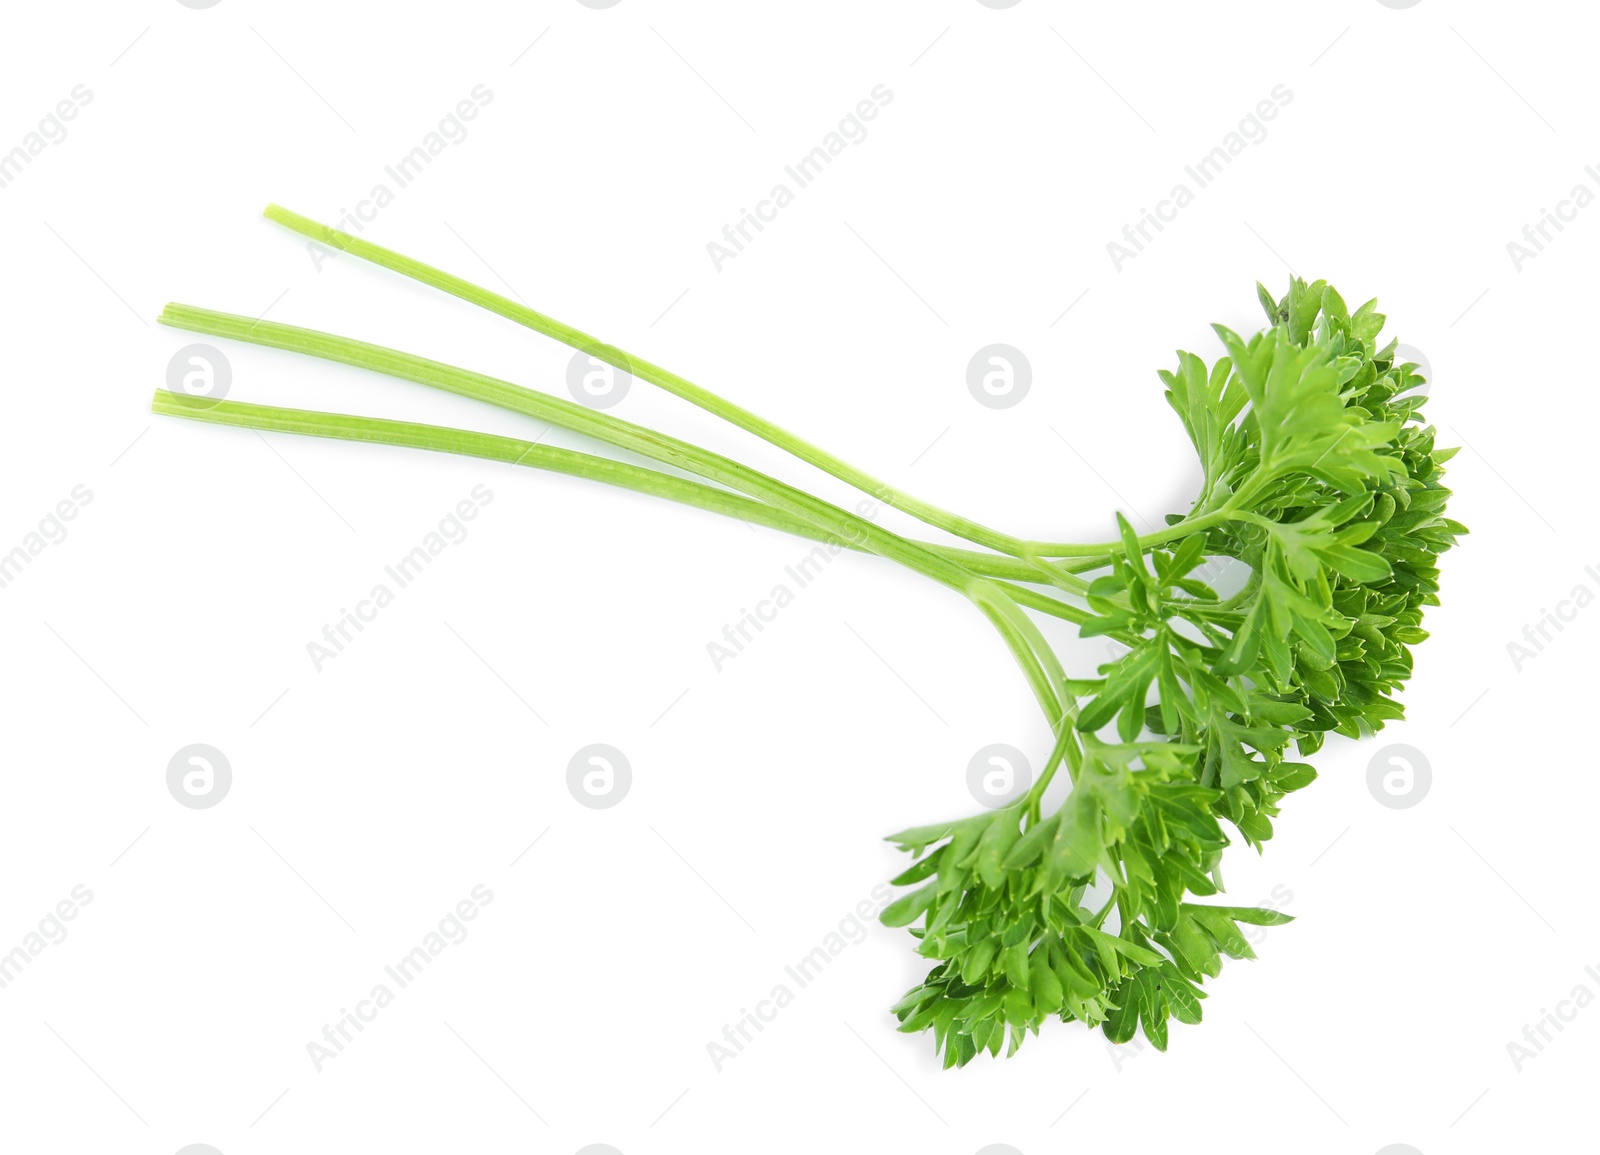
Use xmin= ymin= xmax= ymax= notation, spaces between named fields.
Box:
xmin=884 ymin=279 xmax=1464 ymax=1062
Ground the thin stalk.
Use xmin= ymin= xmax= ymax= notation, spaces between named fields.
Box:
xmin=261 ymin=204 xmax=1209 ymax=565
xmin=1091 ymin=896 xmax=1117 ymax=930
xmin=265 ymin=204 xmax=1040 ymax=559
xmin=155 ymin=304 xmax=1072 ymax=724
xmin=156 ymin=304 xmax=1063 ymax=602
xmin=150 ymin=391 xmax=1093 ymax=627
xmin=1023 ymin=716 xmax=1084 ymax=825
xmin=1030 ymin=508 xmax=1236 ymax=556
xmin=937 ymin=546 xmax=1085 ymax=584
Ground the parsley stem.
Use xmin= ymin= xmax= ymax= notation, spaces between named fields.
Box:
xmin=265 ymin=204 xmax=1042 ymax=559
xmin=1091 ymin=896 xmax=1116 ymax=930
xmin=1026 ymin=507 xmax=1238 ymax=557
xmin=156 ymin=303 xmax=970 ymax=584
xmin=261 ymin=204 xmax=1217 ymax=571
xmin=156 ymin=303 xmax=1074 ymax=724
xmin=150 ymin=391 xmax=1090 ymax=628
xmin=1023 ymin=714 xmax=1085 ymax=825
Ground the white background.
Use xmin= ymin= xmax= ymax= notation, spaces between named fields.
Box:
xmin=0 ymin=2 xmax=1594 ymax=1153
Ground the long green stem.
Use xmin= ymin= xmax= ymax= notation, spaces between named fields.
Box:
xmin=157 ymin=304 xmax=1052 ymax=598
xmin=150 ymin=391 xmax=1092 ymax=627
xmin=1033 ymin=508 xmax=1236 ymax=556
xmin=266 ymin=204 xmax=1043 ymax=558
xmin=156 ymin=303 xmax=1073 ymax=724
xmin=1022 ymin=716 xmax=1084 ymax=825
xmin=262 ymin=204 xmax=1203 ymax=564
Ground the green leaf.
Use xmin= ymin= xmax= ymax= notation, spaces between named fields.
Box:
xmin=1166 ymin=533 xmax=1208 ymax=583
xmin=1103 ymin=978 xmax=1142 ymax=1044
xmin=1003 ymin=941 xmax=1032 ymax=990
xmin=1256 ymin=281 xmax=1280 ymax=324
xmin=1003 ymin=813 xmax=1059 ymax=870
xmin=1219 ymin=596 xmax=1268 ymax=675
xmin=1031 ymin=955 xmax=1064 ymax=1014
xmin=889 ymin=846 xmax=944 ymax=886
xmin=880 ymin=883 xmax=938 ymax=928
xmin=974 ymin=811 xmax=1023 ymax=889
xmin=1161 ymin=965 xmax=1205 ymax=1024
xmin=885 ymin=820 xmax=958 ymax=854
xmin=1196 ymin=904 xmax=1294 ymax=926
xmin=1087 ymin=574 xmax=1127 ymax=597
xmin=1319 ymin=283 xmax=1349 ymax=331
xmin=1047 ymin=792 xmax=1105 ymax=885
xmin=961 ymin=937 xmax=998 ymax=985
xmin=1117 ymin=512 xmax=1149 ymax=581
xmin=1168 ymin=913 xmax=1222 ymax=978
xmin=1271 ymin=762 xmax=1318 ymax=792
xmin=1187 ymin=907 xmax=1257 ymax=959
xmin=1137 ymin=967 xmax=1170 ymax=1051
xmin=1075 ymin=690 xmax=1124 ymax=735
xmin=1084 ymin=926 xmax=1165 ymax=967
xmin=1318 ymin=543 xmax=1392 ymax=584
xmin=1004 ymin=985 xmax=1034 ymax=1032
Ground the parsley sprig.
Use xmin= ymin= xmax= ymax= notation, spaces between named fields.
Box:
xmin=154 ymin=211 xmax=1463 ymax=1063
xmin=882 ymin=279 xmax=1463 ymax=1063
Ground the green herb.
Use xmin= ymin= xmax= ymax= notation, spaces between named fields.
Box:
xmin=155 ymin=209 xmax=1464 ymax=1063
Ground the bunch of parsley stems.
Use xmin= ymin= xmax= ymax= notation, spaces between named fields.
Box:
xmin=157 ymin=206 xmax=1226 ymax=818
